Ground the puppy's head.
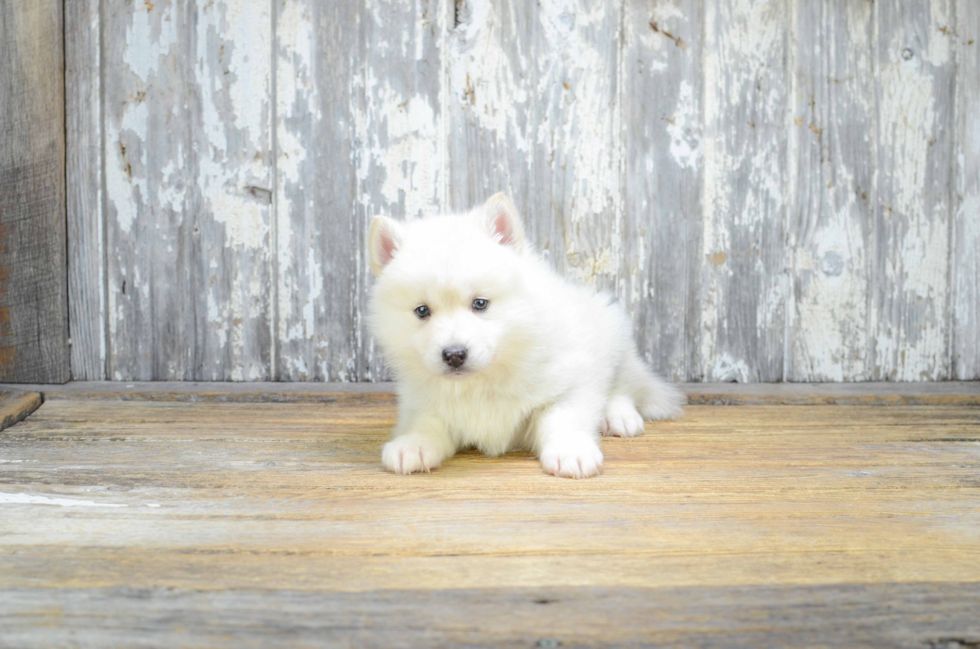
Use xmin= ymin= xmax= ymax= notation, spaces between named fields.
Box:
xmin=368 ymin=193 xmax=530 ymax=380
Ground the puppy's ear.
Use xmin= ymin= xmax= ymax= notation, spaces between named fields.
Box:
xmin=368 ymin=216 xmax=404 ymax=276
xmin=484 ymin=192 xmax=525 ymax=252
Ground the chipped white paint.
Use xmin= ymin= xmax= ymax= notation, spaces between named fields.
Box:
xmin=101 ymin=0 xmax=274 ymax=380
xmin=274 ymin=0 xmax=318 ymax=381
xmin=353 ymin=69 xmax=442 ymax=220
xmin=448 ymin=0 xmax=531 ymax=157
xmin=0 ymin=493 xmax=127 ymax=508
xmin=872 ymin=0 xmax=954 ymax=381
xmin=785 ymin=0 xmax=874 ymax=382
xmin=621 ymin=0 xmax=702 ymax=381
xmin=536 ymin=1 xmax=622 ymax=289
xmin=700 ymin=0 xmax=789 ymax=382
xmin=68 ymin=0 xmax=979 ymax=382
xmin=668 ymin=81 xmax=701 ymax=171
xmin=951 ymin=0 xmax=979 ymax=380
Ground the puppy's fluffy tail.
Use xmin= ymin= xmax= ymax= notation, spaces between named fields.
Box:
xmin=615 ymin=351 xmax=686 ymax=420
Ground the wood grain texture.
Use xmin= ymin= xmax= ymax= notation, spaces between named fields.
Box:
xmin=352 ymin=0 xmax=447 ymax=381
xmin=872 ymin=0 xmax=955 ymax=380
xmin=276 ymin=0 xmax=445 ymax=382
xmin=700 ymin=0 xmax=790 ymax=382
xmin=952 ymin=3 xmax=980 ymax=379
xmin=449 ymin=0 xmax=622 ymax=292
xmin=1 ymin=399 xmax=979 ymax=645
xmin=275 ymin=0 xmax=359 ymax=382
xmin=66 ymin=0 xmax=105 ymax=381
xmin=621 ymin=0 xmax=703 ymax=382
xmin=786 ymin=0 xmax=875 ymax=381
xmin=65 ymin=0 xmax=980 ymax=383
xmin=0 ymin=390 xmax=42 ymax=431
xmin=103 ymin=0 xmax=274 ymax=381
xmin=446 ymin=0 xmax=533 ymax=225
xmin=4 ymin=380 xmax=980 ymax=405
xmin=3 ymin=583 xmax=980 ymax=648
xmin=0 ymin=0 xmax=70 ymax=384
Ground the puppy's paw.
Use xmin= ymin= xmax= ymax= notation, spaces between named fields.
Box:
xmin=539 ymin=437 xmax=604 ymax=479
xmin=382 ymin=434 xmax=446 ymax=475
xmin=601 ymin=395 xmax=645 ymax=437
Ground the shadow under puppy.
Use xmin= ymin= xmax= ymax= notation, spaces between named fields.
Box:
xmin=368 ymin=193 xmax=685 ymax=478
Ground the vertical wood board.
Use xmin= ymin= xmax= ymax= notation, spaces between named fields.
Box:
xmin=275 ymin=0 xmax=360 ymax=382
xmin=276 ymin=0 xmax=446 ymax=382
xmin=0 ymin=0 xmax=70 ymax=384
xmin=352 ymin=0 xmax=448 ymax=381
xmin=951 ymin=1 xmax=979 ymax=379
xmin=785 ymin=0 xmax=875 ymax=381
xmin=871 ymin=0 xmax=955 ymax=381
xmin=66 ymin=0 xmax=106 ymax=381
xmin=446 ymin=0 xmax=535 ymax=228
xmin=103 ymin=0 xmax=274 ymax=380
xmin=621 ymin=0 xmax=703 ymax=381
xmin=699 ymin=0 xmax=790 ymax=382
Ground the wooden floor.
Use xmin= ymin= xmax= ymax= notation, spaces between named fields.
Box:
xmin=1 ymin=388 xmax=979 ymax=647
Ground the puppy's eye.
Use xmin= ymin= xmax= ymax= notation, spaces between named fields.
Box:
xmin=472 ymin=298 xmax=489 ymax=312
xmin=414 ymin=305 xmax=431 ymax=319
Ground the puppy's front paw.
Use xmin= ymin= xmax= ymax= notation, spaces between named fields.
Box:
xmin=539 ymin=437 xmax=604 ymax=479
xmin=382 ymin=434 xmax=446 ymax=475
xmin=601 ymin=395 xmax=645 ymax=437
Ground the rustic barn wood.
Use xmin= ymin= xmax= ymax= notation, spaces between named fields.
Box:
xmin=0 ymin=0 xmax=70 ymax=384
xmin=873 ymin=0 xmax=956 ymax=381
xmin=102 ymin=0 xmax=274 ymax=381
xmin=2 ymin=583 xmax=979 ymax=648
xmin=66 ymin=0 xmax=105 ymax=381
xmin=699 ymin=0 xmax=790 ymax=383
xmin=786 ymin=0 xmax=875 ymax=382
xmin=953 ymin=0 xmax=980 ymax=380
xmin=276 ymin=0 xmax=360 ymax=382
xmin=0 ymin=390 xmax=42 ymax=431
xmin=65 ymin=0 xmax=979 ymax=382
xmin=4 ymin=380 xmax=980 ymax=406
xmin=1 ymin=398 xmax=979 ymax=645
xmin=622 ymin=0 xmax=703 ymax=382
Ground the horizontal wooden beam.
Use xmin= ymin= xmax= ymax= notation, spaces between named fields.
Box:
xmin=1 ymin=381 xmax=978 ymax=406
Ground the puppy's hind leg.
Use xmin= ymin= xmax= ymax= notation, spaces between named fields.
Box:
xmin=601 ymin=394 xmax=646 ymax=438
xmin=606 ymin=350 xmax=685 ymax=432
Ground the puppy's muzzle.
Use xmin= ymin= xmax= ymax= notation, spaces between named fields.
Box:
xmin=442 ymin=347 xmax=468 ymax=369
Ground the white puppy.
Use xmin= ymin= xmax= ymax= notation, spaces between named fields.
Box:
xmin=367 ymin=193 xmax=685 ymax=478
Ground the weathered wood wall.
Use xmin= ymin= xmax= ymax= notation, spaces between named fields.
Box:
xmin=0 ymin=0 xmax=70 ymax=383
xmin=66 ymin=0 xmax=979 ymax=382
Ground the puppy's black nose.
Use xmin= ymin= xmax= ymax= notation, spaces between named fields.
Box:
xmin=442 ymin=347 xmax=467 ymax=369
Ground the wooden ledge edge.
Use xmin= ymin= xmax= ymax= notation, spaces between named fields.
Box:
xmin=0 ymin=382 xmax=977 ymax=406
xmin=0 ymin=391 xmax=43 ymax=431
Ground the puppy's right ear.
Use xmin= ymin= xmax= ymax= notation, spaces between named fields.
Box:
xmin=368 ymin=216 xmax=404 ymax=276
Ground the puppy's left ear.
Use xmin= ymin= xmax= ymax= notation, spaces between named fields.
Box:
xmin=483 ymin=192 xmax=525 ymax=252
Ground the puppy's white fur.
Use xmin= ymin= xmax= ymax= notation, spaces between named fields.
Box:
xmin=368 ymin=193 xmax=685 ymax=478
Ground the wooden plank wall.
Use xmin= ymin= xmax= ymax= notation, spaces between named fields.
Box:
xmin=66 ymin=0 xmax=979 ymax=382
xmin=0 ymin=0 xmax=70 ymax=383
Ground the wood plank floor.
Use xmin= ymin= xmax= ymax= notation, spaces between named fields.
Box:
xmin=1 ymin=397 xmax=979 ymax=647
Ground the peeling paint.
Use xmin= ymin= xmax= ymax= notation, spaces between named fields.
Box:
xmin=79 ymin=0 xmax=975 ymax=383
